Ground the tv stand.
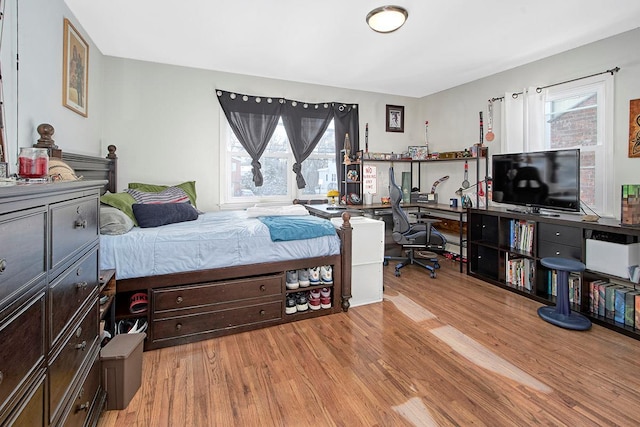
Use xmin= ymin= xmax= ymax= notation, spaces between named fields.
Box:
xmin=467 ymin=206 xmax=640 ymax=341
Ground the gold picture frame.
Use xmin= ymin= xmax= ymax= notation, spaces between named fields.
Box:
xmin=63 ymin=18 xmax=89 ymax=117
xmin=386 ymin=104 xmax=404 ymax=133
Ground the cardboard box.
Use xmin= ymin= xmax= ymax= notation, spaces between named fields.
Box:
xmin=586 ymin=239 xmax=640 ymax=279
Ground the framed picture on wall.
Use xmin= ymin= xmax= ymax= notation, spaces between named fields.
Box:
xmin=629 ymin=98 xmax=640 ymax=157
xmin=386 ymin=105 xmax=404 ymax=133
xmin=62 ymin=18 xmax=89 ymax=117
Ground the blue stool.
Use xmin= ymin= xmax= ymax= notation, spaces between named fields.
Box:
xmin=538 ymin=257 xmax=592 ymax=330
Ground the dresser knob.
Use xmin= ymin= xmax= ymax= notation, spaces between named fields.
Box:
xmin=76 ymin=281 xmax=88 ymax=290
xmin=176 ymin=323 xmax=182 ymax=331
xmin=260 ymin=285 xmax=266 ymax=291
xmin=555 ymin=251 xmax=560 ymax=255
xmin=556 ymin=232 xmax=560 ymax=236
xmin=260 ymin=309 xmax=266 ymax=315
xmin=77 ymin=402 xmax=90 ymax=412
xmin=0 ymin=258 xmax=5 ymax=273
xmin=75 ymin=340 xmax=87 ymax=350
xmin=75 ymin=218 xmax=87 ymax=229
xmin=176 ymin=296 xmax=183 ymax=304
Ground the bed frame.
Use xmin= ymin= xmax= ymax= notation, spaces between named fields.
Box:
xmin=61 ymin=146 xmax=353 ymax=351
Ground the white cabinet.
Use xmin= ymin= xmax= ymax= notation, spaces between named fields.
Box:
xmin=332 ymin=216 xmax=384 ymax=307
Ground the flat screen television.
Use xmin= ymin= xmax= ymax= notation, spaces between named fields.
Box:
xmin=492 ymin=149 xmax=580 ymax=214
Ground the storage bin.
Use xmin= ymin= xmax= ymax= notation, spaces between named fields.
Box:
xmin=100 ymin=332 xmax=146 ymax=410
xmin=586 ymin=239 xmax=640 ymax=279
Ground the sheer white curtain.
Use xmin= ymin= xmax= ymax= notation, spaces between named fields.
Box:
xmin=501 ymin=87 xmax=545 ymax=153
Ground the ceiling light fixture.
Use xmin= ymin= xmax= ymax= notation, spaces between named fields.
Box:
xmin=366 ymin=5 xmax=408 ymax=33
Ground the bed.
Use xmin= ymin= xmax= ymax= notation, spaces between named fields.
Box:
xmin=61 ymin=146 xmax=353 ymax=351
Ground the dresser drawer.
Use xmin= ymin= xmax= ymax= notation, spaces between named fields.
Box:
xmin=49 ymin=249 xmax=99 ymax=347
xmin=153 ymin=274 xmax=283 ymax=313
xmin=153 ymin=300 xmax=282 ymax=342
xmin=0 ymin=209 xmax=46 ymax=310
xmin=538 ymin=241 xmax=582 ymax=260
xmin=50 ymin=197 xmax=99 ymax=273
xmin=48 ymin=303 xmax=98 ymax=424
xmin=1 ymin=372 xmax=45 ymax=427
xmin=60 ymin=351 xmax=100 ymax=427
xmin=0 ymin=292 xmax=45 ymax=415
xmin=538 ymin=223 xmax=582 ymax=246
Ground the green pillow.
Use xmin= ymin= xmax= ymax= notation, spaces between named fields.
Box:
xmin=128 ymin=181 xmax=197 ymax=207
xmin=100 ymin=191 xmax=137 ymax=225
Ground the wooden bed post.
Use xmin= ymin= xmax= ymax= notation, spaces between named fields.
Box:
xmin=106 ymin=145 xmax=118 ymax=194
xmin=340 ymin=211 xmax=353 ymax=311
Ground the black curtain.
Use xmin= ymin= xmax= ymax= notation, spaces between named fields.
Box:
xmin=216 ymin=90 xmax=282 ymax=186
xmin=281 ymin=101 xmax=334 ymax=189
xmin=333 ymin=104 xmax=360 ymax=193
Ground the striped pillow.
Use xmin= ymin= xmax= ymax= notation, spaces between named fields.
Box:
xmin=126 ymin=187 xmax=190 ymax=204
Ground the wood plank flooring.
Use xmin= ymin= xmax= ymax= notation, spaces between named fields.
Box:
xmin=97 ymin=258 xmax=640 ymax=426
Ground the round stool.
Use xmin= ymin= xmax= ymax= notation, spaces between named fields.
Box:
xmin=537 ymin=257 xmax=592 ymax=330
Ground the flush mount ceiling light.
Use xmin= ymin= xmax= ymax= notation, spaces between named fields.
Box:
xmin=366 ymin=5 xmax=408 ymax=33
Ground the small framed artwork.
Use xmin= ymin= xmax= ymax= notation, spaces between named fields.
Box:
xmin=0 ymin=162 xmax=7 ymax=178
xmin=63 ymin=18 xmax=89 ymax=117
xmin=386 ymin=104 xmax=404 ymax=133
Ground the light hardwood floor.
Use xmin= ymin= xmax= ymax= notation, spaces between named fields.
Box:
xmin=98 ymin=258 xmax=640 ymax=426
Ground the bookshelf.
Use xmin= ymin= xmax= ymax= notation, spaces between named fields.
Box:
xmin=467 ymin=206 xmax=640 ymax=341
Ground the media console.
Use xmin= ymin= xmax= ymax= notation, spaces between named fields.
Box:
xmin=467 ymin=206 xmax=640 ymax=340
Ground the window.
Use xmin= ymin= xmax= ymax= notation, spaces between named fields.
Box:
xmin=221 ymin=117 xmax=336 ymax=206
xmin=541 ymin=75 xmax=613 ymax=216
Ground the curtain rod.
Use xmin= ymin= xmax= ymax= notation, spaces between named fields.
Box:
xmin=501 ymin=66 xmax=620 ymax=100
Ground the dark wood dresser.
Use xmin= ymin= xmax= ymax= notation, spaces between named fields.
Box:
xmin=0 ymin=181 xmax=106 ymax=426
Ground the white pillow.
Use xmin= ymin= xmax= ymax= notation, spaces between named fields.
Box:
xmin=245 ymin=204 xmax=309 ymax=218
xmin=100 ymin=206 xmax=135 ymax=235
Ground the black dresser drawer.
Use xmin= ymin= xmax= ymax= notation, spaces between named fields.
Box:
xmin=538 ymin=223 xmax=582 ymax=246
xmin=1 ymin=372 xmax=45 ymax=427
xmin=49 ymin=248 xmax=99 ymax=347
xmin=0 ymin=292 xmax=45 ymax=415
xmin=48 ymin=302 xmax=99 ymax=424
xmin=0 ymin=209 xmax=46 ymax=311
xmin=538 ymin=223 xmax=582 ymax=260
xmin=538 ymin=241 xmax=582 ymax=260
xmin=50 ymin=197 xmax=99 ymax=273
xmin=60 ymin=351 xmax=101 ymax=427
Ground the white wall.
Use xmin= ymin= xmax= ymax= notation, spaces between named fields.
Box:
xmin=102 ymin=58 xmax=421 ymax=211
xmin=418 ymin=27 xmax=640 ymax=217
xmin=2 ymin=0 xmax=105 ymax=172
xmin=8 ymin=1 xmax=640 ymax=217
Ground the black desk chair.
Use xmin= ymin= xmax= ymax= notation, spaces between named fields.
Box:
xmin=383 ymin=167 xmax=446 ymax=278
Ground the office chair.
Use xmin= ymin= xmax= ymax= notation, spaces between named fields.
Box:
xmin=383 ymin=167 xmax=446 ymax=278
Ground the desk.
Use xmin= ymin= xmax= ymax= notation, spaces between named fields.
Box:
xmin=305 ymin=203 xmax=467 ymax=272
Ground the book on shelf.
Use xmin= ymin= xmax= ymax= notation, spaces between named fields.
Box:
xmin=598 ymin=282 xmax=615 ymax=317
xmin=508 ymin=219 xmax=535 ymax=254
xmin=614 ymin=286 xmax=634 ymax=324
xmin=605 ymin=285 xmax=625 ymax=320
xmin=589 ymin=279 xmax=609 ymax=315
xmin=568 ymin=273 xmax=581 ymax=305
xmin=547 ymin=270 xmax=558 ymax=297
xmin=505 ymin=254 xmax=534 ymax=290
xmin=625 ymin=290 xmax=640 ymax=328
